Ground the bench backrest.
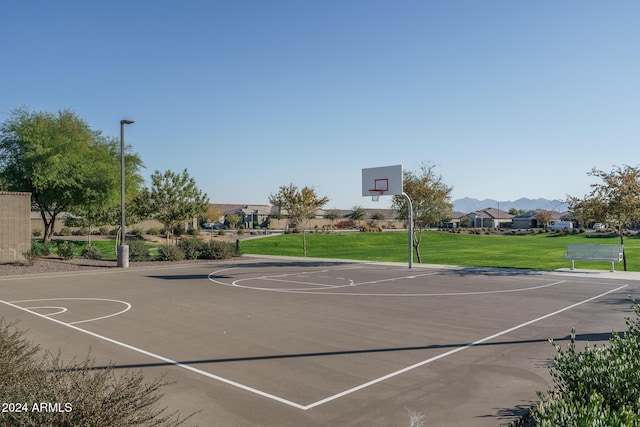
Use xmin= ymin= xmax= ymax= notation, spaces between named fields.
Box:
xmin=565 ymin=244 xmax=624 ymax=261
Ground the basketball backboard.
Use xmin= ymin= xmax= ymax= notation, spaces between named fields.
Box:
xmin=361 ymin=165 xmax=403 ymax=199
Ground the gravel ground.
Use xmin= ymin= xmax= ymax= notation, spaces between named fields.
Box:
xmin=0 ymin=257 xmax=218 ymax=277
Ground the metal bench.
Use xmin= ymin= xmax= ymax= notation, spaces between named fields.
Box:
xmin=563 ymin=244 xmax=624 ymax=272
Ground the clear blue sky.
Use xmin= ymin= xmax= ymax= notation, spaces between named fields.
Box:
xmin=2 ymin=1 xmax=638 ymax=209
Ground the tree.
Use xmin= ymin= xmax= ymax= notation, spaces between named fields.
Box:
xmin=370 ymin=211 xmax=386 ymax=224
xmin=69 ymin=135 xmax=145 ymax=240
xmin=348 ymin=205 xmax=366 ymax=227
xmin=204 ymin=204 xmax=222 ymax=239
xmin=536 ymin=210 xmax=555 ymax=229
xmin=567 ymin=165 xmax=640 ymax=271
xmin=225 ymin=213 xmax=240 ymax=230
xmin=323 ymin=210 xmax=339 ymax=227
xmin=144 ymin=169 xmax=209 ymax=241
xmin=268 ymin=183 xmax=329 ymax=256
xmin=391 ymin=162 xmax=453 ymax=263
xmin=0 ymin=108 xmax=143 ymax=242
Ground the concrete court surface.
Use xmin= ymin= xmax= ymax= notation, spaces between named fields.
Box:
xmin=0 ymin=257 xmax=638 ymax=427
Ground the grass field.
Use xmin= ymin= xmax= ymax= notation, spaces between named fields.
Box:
xmin=240 ymin=231 xmax=640 ymax=272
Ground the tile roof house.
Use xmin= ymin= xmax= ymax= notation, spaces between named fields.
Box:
xmin=511 ymin=210 xmax=572 ymax=229
xmin=462 ymin=208 xmax=514 ymax=228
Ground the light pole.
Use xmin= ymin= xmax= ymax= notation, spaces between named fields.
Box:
xmin=117 ymin=119 xmax=134 ymax=268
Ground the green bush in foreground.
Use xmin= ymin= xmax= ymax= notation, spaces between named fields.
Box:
xmin=157 ymin=244 xmax=185 ymax=261
xmin=201 ymin=240 xmax=237 ymax=260
xmin=0 ymin=318 xmax=193 ymax=426
xmin=128 ymin=239 xmax=151 ymax=261
xmin=530 ymin=298 xmax=640 ymax=426
xmin=80 ymin=245 xmax=102 ymax=260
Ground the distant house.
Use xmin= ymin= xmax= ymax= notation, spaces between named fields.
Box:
xmin=210 ymin=204 xmax=271 ymax=228
xmin=511 ymin=210 xmax=572 ymax=229
xmin=462 ymin=208 xmax=513 ymax=228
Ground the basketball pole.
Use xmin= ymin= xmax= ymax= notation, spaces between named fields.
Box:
xmin=402 ymin=192 xmax=413 ymax=269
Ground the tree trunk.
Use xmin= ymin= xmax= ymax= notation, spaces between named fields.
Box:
xmin=619 ymin=229 xmax=627 ymax=271
xmin=413 ymin=230 xmax=423 ymax=263
xmin=302 ymin=230 xmax=307 ymax=256
xmin=40 ymin=210 xmax=55 ymax=243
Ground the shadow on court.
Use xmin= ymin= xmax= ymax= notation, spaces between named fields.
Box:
xmin=59 ymin=331 xmax=619 ymax=372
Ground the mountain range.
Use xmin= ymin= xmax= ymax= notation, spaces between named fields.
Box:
xmin=453 ymin=197 xmax=569 ymax=213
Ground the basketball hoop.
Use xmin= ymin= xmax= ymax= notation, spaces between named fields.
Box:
xmin=369 ymin=189 xmax=384 ymax=202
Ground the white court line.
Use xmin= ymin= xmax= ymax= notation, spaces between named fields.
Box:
xmin=0 ymin=284 xmax=628 ymax=411
xmin=209 ymin=267 xmax=569 ymax=296
xmin=303 ymin=283 xmax=629 ymax=409
xmin=24 ymin=306 xmax=68 ymax=316
xmin=9 ymin=298 xmax=132 ymax=325
xmin=0 ymin=299 xmax=307 ymax=410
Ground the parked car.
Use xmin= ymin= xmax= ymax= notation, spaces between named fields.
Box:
xmin=549 ymin=221 xmax=573 ymax=230
xmin=593 ymin=223 xmax=606 ymax=230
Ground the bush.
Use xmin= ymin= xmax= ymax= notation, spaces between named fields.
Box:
xmin=530 ymin=298 xmax=640 ymax=425
xmin=147 ymin=227 xmax=161 ymax=236
xmin=156 ymin=244 xmax=185 ymax=261
xmin=128 ymin=240 xmax=150 ymax=262
xmin=74 ymin=227 xmax=89 ymax=236
xmin=0 ymin=318 xmax=192 ymax=426
xmin=58 ymin=227 xmax=72 ymax=236
xmin=130 ymin=228 xmax=144 ymax=240
xmin=178 ymin=238 xmax=205 ymax=260
xmin=200 ymin=240 xmax=236 ymax=260
xmin=98 ymin=226 xmax=110 ymax=236
xmin=31 ymin=229 xmax=42 ymax=237
xmin=81 ymin=245 xmax=102 ymax=260
xmin=56 ymin=241 xmax=76 ymax=260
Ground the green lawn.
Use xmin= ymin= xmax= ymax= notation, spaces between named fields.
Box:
xmin=240 ymin=231 xmax=640 ymax=271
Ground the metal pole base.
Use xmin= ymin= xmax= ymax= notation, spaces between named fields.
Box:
xmin=117 ymin=244 xmax=129 ymax=268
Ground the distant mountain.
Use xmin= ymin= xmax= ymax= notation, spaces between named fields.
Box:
xmin=453 ymin=197 xmax=569 ymax=213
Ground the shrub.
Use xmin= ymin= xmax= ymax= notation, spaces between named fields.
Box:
xmin=31 ymin=229 xmax=42 ymax=237
xmin=128 ymin=240 xmax=150 ymax=262
xmin=156 ymin=244 xmax=185 ymax=261
xmin=58 ymin=227 xmax=72 ymax=236
xmin=336 ymin=219 xmax=356 ymax=229
xmin=130 ymin=228 xmax=144 ymax=240
xmin=200 ymin=240 xmax=236 ymax=260
xmin=147 ymin=227 xmax=161 ymax=236
xmin=530 ymin=298 xmax=640 ymax=425
xmin=56 ymin=241 xmax=76 ymax=260
xmin=178 ymin=238 xmax=205 ymax=260
xmin=98 ymin=226 xmax=110 ymax=235
xmin=81 ymin=245 xmax=102 ymax=260
xmin=0 ymin=318 xmax=192 ymax=426
xmin=74 ymin=227 xmax=89 ymax=236
xmin=30 ymin=241 xmax=51 ymax=257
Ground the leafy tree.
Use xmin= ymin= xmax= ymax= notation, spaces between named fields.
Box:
xmin=225 ymin=213 xmax=240 ymax=230
xmin=69 ymin=135 xmax=145 ymax=240
xmin=323 ymin=210 xmax=339 ymax=226
xmin=567 ymin=165 xmax=640 ymax=271
xmin=204 ymin=204 xmax=222 ymax=239
xmin=144 ymin=169 xmax=209 ymax=241
xmin=269 ymin=183 xmax=329 ymax=256
xmin=509 ymin=208 xmax=525 ymax=215
xmin=536 ymin=210 xmax=555 ymax=229
xmin=348 ymin=206 xmax=367 ymax=226
xmin=0 ymin=108 xmax=142 ymax=242
xmin=391 ymin=162 xmax=453 ymax=263
xmin=370 ymin=211 xmax=386 ymax=224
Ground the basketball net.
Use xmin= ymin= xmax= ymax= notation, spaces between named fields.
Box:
xmin=369 ymin=190 xmax=384 ymax=202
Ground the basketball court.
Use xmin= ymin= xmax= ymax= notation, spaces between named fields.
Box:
xmin=0 ymin=257 xmax=636 ymax=426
